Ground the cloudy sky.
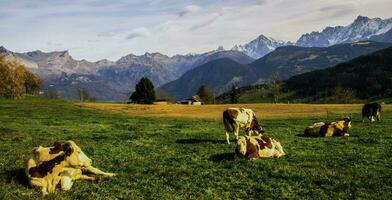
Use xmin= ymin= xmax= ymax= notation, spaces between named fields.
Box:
xmin=1 ymin=0 xmax=391 ymax=61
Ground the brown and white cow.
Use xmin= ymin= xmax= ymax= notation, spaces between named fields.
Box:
xmin=223 ymin=108 xmax=264 ymax=144
xmin=235 ymin=135 xmax=285 ymax=159
xmin=26 ymin=140 xmax=115 ymax=195
xmin=304 ymin=117 xmax=352 ymax=137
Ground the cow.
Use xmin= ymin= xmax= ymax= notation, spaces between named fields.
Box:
xmin=362 ymin=103 xmax=382 ymax=122
xmin=235 ymin=135 xmax=285 ymax=159
xmin=304 ymin=117 xmax=352 ymax=137
xmin=223 ymin=108 xmax=264 ymax=144
xmin=26 ymin=140 xmax=116 ymax=195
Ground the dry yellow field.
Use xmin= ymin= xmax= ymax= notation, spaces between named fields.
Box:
xmin=78 ymin=103 xmax=392 ymax=120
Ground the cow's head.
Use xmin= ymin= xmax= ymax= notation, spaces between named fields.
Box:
xmin=235 ymin=136 xmax=247 ymax=158
xmin=63 ymin=141 xmax=92 ymax=168
xmin=343 ymin=117 xmax=352 ymax=127
xmin=251 ymin=115 xmax=264 ymax=134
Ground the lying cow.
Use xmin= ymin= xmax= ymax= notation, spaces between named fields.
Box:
xmin=26 ymin=140 xmax=116 ymax=195
xmin=362 ymin=102 xmax=382 ymax=122
xmin=223 ymin=108 xmax=264 ymax=144
xmin=304 ymin=117 xmax=352 ymax=137
xmin=235 ymin=135 xmax=285 ymax=159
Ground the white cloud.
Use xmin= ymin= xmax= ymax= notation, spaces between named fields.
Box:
xmin=97 ymin=32 xmax=115 ymax=37
xmin=178 ymin=5 xmax=201 ymax=16
xmin=126 ymin=27 xmax=152 ymax=40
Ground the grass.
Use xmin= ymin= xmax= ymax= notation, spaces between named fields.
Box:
xmin=79 ymin=102 xmax=392 ymax=120
xmin=0 ymin=97 xmax=391 ymax=199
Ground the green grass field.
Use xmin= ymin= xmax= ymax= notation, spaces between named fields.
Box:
xmin=0 ymin=97 xmax=391 ymax=199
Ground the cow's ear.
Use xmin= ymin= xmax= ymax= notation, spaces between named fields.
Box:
xmin=53 ymin=141 xmax=61 ymax=148
xmin=49 ymin=141 xmax=63 ymax=154
xmin=62 ymin=143 xmax=74 ymax=156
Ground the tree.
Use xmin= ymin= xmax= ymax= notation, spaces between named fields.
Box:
xmin=0 ymin=56 xmax=40 ymax=99
xmin=76 ymin=84 xmax=90 ymax=102
xmin=25 ymin=71 xmax=41 ymax=95
xmin=130 ymin=77 xmax=156 ymax=104
xmin=330 ymin=87 xmax=357 ymax=103
xmin=197 ymin=85 xmax=214 ymax=104
xmin=229 ymin=85 xmax=239 ymax=104
xmin=269 ymin=72 xmax=282 ymax=103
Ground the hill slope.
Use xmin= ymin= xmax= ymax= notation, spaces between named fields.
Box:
xmin=160 ymin=58 xmax=256 ymax=100
xmin=285 ymin=46 xmax=392 ymax=100
xmin=370 ymin=28 xmax=392 ymax=43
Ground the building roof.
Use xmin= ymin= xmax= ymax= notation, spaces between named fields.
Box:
xmin=183 ymin=95 xmax=202 ymax=102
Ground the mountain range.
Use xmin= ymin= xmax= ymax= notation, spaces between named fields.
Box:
xmin=295 ymin=16 xmax=392 ymax=47
xmin=233 ymin=15 xmax=392 ymax=59
xmin=1 ymin=15 xmax=392 ymax=101
xmin=160 ymin=41 xmax=392 ymax=100
xmin=0 ymin=46 xmax=254 ymax=101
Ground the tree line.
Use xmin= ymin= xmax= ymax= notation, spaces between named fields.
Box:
xmin=0 ymin=56 xmax=41 ymax=99
xmin=129 ymin=77 xmax=219 ymax=104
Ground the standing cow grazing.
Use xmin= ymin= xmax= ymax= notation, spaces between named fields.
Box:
xmin=362 ymin=102 xmax=382 ymax=122
xmin=222 ymin=108 xmax=264 ymax=144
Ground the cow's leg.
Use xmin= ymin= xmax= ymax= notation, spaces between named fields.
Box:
xmin=273 ymin=141 xmax=286 ymax=158
xmin=31 ymin=179 xmax=48 ymax=196
xmin=48 ymin=176 xmax=61 ymax=194
xmin=63 ymin=168 xmax=95 ymax=181
xmin=225 ymin=132 xmax=230 ymax=144
xmin=377 ymin=112 xmax=381 ymax=121
xmin=84 ymin=166 xmax=116 ymax=177
xmin=234 ymin=126 xmax=240 ymax=142
xmin=78 ymin=174 xmax=95 ymax=180
xmin=247 ymin=151 xmax=259 ymax=160
xmin=61 ymin=176 xmax=74 ymax=191
xmin=371 ymin=116 xmax=375 ymax=122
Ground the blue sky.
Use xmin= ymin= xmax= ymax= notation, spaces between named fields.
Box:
xmin=1 ymin=0 xmax=391 ymax=61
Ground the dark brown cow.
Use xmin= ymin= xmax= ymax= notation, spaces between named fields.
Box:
xmin=362 ymin=103 xmax=382 ymax=122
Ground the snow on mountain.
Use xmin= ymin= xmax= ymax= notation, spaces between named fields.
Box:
xmin=232 ymin=34 xmax=291 ymax=59
xmin=296 ymin=16 xmax=392 ymax=47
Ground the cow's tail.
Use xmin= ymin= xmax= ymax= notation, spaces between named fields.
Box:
xmin=223 ymin=110 xmax=235 ymax=133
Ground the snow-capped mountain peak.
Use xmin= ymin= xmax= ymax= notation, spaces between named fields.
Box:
xmin=231 ymin=34 xmax=290 ymax=59
xmin=296 ymin=15 xmax=392 ymax=47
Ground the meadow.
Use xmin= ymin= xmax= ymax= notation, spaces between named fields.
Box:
xmin=0 ymin=97 xmax=391 ymax=199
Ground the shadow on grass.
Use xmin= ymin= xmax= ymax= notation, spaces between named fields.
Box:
xmin=209 ymin=152 xmax=236 ymax=162
xmin=295 ymin=134 xmax=310 ymax=137
xmin=3 ymin=168 xmax=30 ymax=188
xmin=176 ymin=138 xmax=225 ymax=144
xmin=295 ymin=134 xmax=357 ymax=138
